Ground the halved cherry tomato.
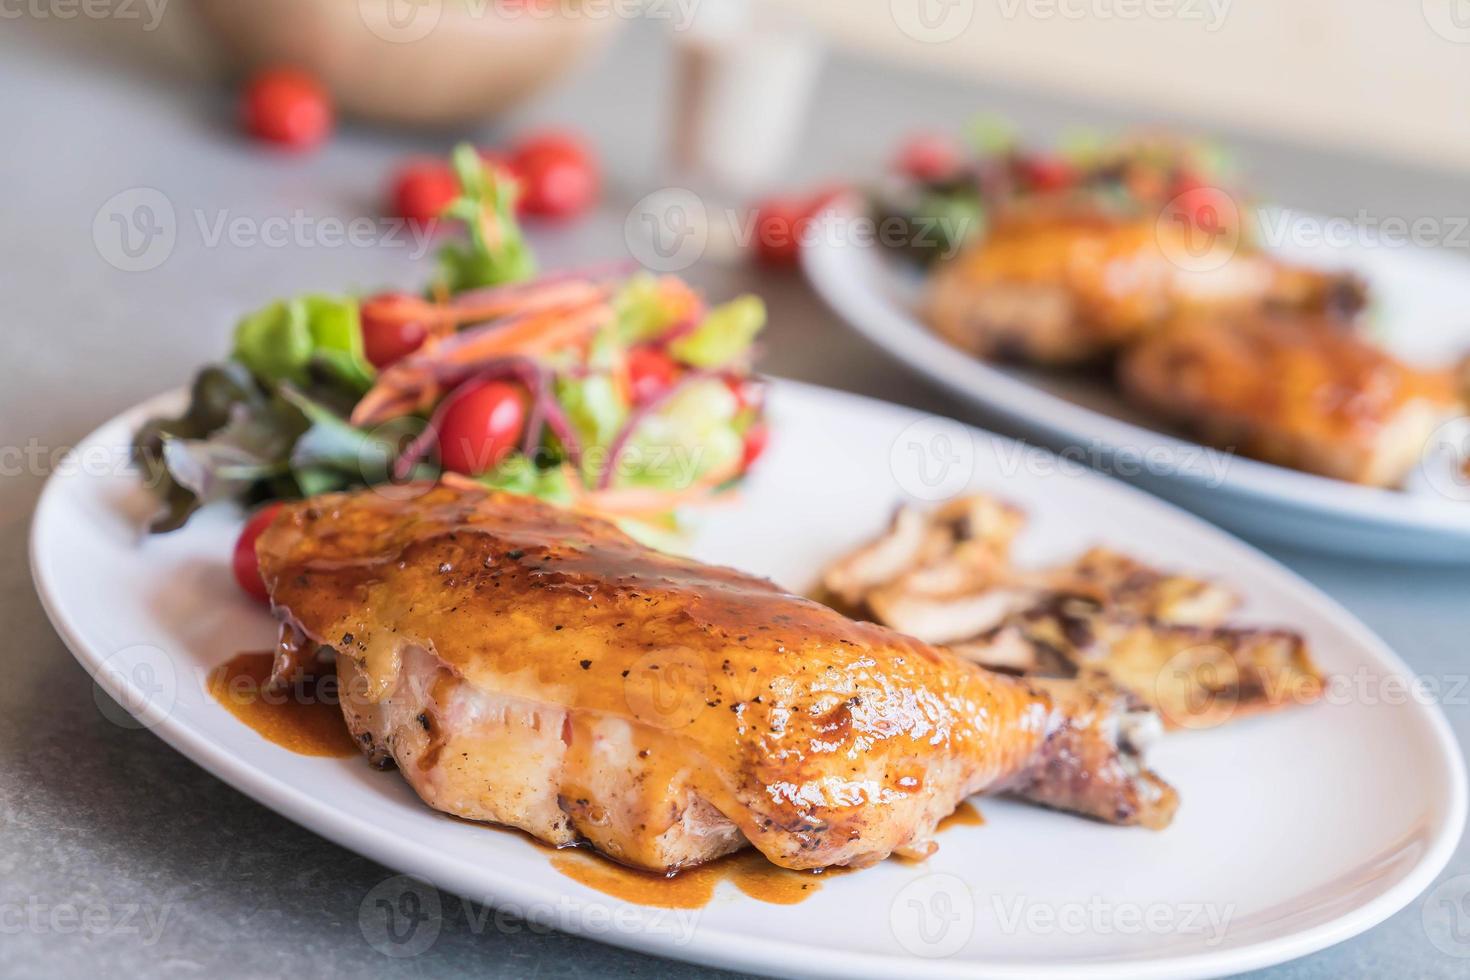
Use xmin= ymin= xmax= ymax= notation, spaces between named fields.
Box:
xmin=627 ymin=346 xmax=679 ymax=405
xmin=389 ymin=159 xmax=460 ymax=228
xmin=752 ymin=197 xmax=809 ymax=268
xmin=360 ymin=292 xmax=430 ymax=369
xmin=232 ymin=503 xmax=285 ymax=604
xmin=894 ymin=133 xmax=961 ymax=183
xmin=436 ymin=381 xmax=528 ymax=476
xmin=511 ymin=132 xmax=599 ymax=219
xmin=241 ymin=68 xmax=332 ymax=151
xmin=741 ymin=423 xmax=770 ymax=470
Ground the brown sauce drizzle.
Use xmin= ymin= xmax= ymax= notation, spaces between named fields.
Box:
xmin=545 ymin=802 xmax=981 ymax=908
xmin=207 ymin=652 xmax=356 ymax=757
xmin=937 ymin=800 xmax=985 ymax=831
xmin=550 ymin=849 xmax=852 ymax=909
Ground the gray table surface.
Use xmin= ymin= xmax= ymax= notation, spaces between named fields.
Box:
xmin=4 ymin=15 xmax=1468 ymax=980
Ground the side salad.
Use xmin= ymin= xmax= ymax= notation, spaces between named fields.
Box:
xmin=872 ymin=121 xmax=1238 ymax=263
xmin=135 ymin=144 xmax=769 ymax=552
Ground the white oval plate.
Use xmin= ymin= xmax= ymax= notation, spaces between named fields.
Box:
xmin=803 ymin=205 xmax=1470 ymax=562
xmin=31 ymin=381 xmax=1465 ymax=979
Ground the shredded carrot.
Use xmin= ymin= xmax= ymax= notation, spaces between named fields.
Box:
xmin=437 ymin=301 xmax=611 ymax=366
xmin=351 ymin=295 xmax=612 ymax=427
xmin=445 ymin=279 xmax=609 ymax=329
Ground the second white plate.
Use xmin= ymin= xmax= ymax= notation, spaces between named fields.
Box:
xmin=803 ymin=205 xmax=1470 ymax=562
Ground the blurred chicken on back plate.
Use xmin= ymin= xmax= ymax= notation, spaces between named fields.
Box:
xmin=926 ymin=203 xmax=1365 ymax=366
xmin=1118 ymin=313 xmax=1461 ymax=486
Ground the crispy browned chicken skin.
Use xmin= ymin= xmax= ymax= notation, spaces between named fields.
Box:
xmin=927 ymin=207 xmax=1364 ymax=366
xmin=1119 ymin=314 xmax=1460 ymax=486
xmin=257 ymin=486 xmax=1176 ymax=872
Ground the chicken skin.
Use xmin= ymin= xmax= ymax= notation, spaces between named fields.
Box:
xmin=927 ymin=206 xmax=1364 ymax=366
xmin=1119 ymin=313 xmax=1460 ymax=486
xmin=256 ymin=485 xmax=1177 ymax=873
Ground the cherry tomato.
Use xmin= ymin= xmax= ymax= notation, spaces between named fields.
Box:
xmin=511 ymin=132 xmax=600 ymax=219
xmin=894 ymin=133 xmax=962 ymax=183
xmin=436 ymin=381 xmax=528 ymax=476
xmin=360 ymin=292 xmax=430 ymax=369
xmin=752 ymin=197 xmax=809 ymax=268
xmin=741 ymin=424 xmax=770 ymax=470
xmin=389 ymin=159 xmax=460 ymax=227
xmin=1018 ymin=154 xmax=1074 ymax=193
xmin=241 ymin=68 xmax=332 ymax=151
xmin=232 ymin=504 xmax=285 ymax=604
xmin=627 ymin=346 xmax=679 ymax=404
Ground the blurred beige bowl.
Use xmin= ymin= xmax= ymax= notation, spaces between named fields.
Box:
xmin=193 ymin=0 xmax=623 ymax=126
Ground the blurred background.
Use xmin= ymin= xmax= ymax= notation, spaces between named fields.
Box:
xmin=17 ymin=0 xmax=1470 ymax=169
xmin=7 ymin=0 xmax=1468 ymax=462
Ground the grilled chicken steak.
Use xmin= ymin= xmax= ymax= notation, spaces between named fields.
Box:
xmin=256 ymin=485 xmax=1177 ymax=873
xmin=926 ymin=207 xmax=1364 ymax=366
xmin=1119 ymin=313 xmax=1460 ymax=486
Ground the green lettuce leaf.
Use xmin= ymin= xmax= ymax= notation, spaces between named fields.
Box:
xmin=134 ymin=362 xmax=278 ymax=532
xmin=619 ymin=378 xmax=741 ymax=489
xmin=437 ymin=144 xmax=536 ymax=294
xmin=279 ymin=386 xmax=432 ymax=490
xmin=614 ymin=274 xmax=682 ymax=344
xmin=474 ymin=453 xmax=576 ymax=506
xmin=668 ymin=295 xmax=765 ymax=368
xmin=231 ymin=294 xmax=374 ymax=392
